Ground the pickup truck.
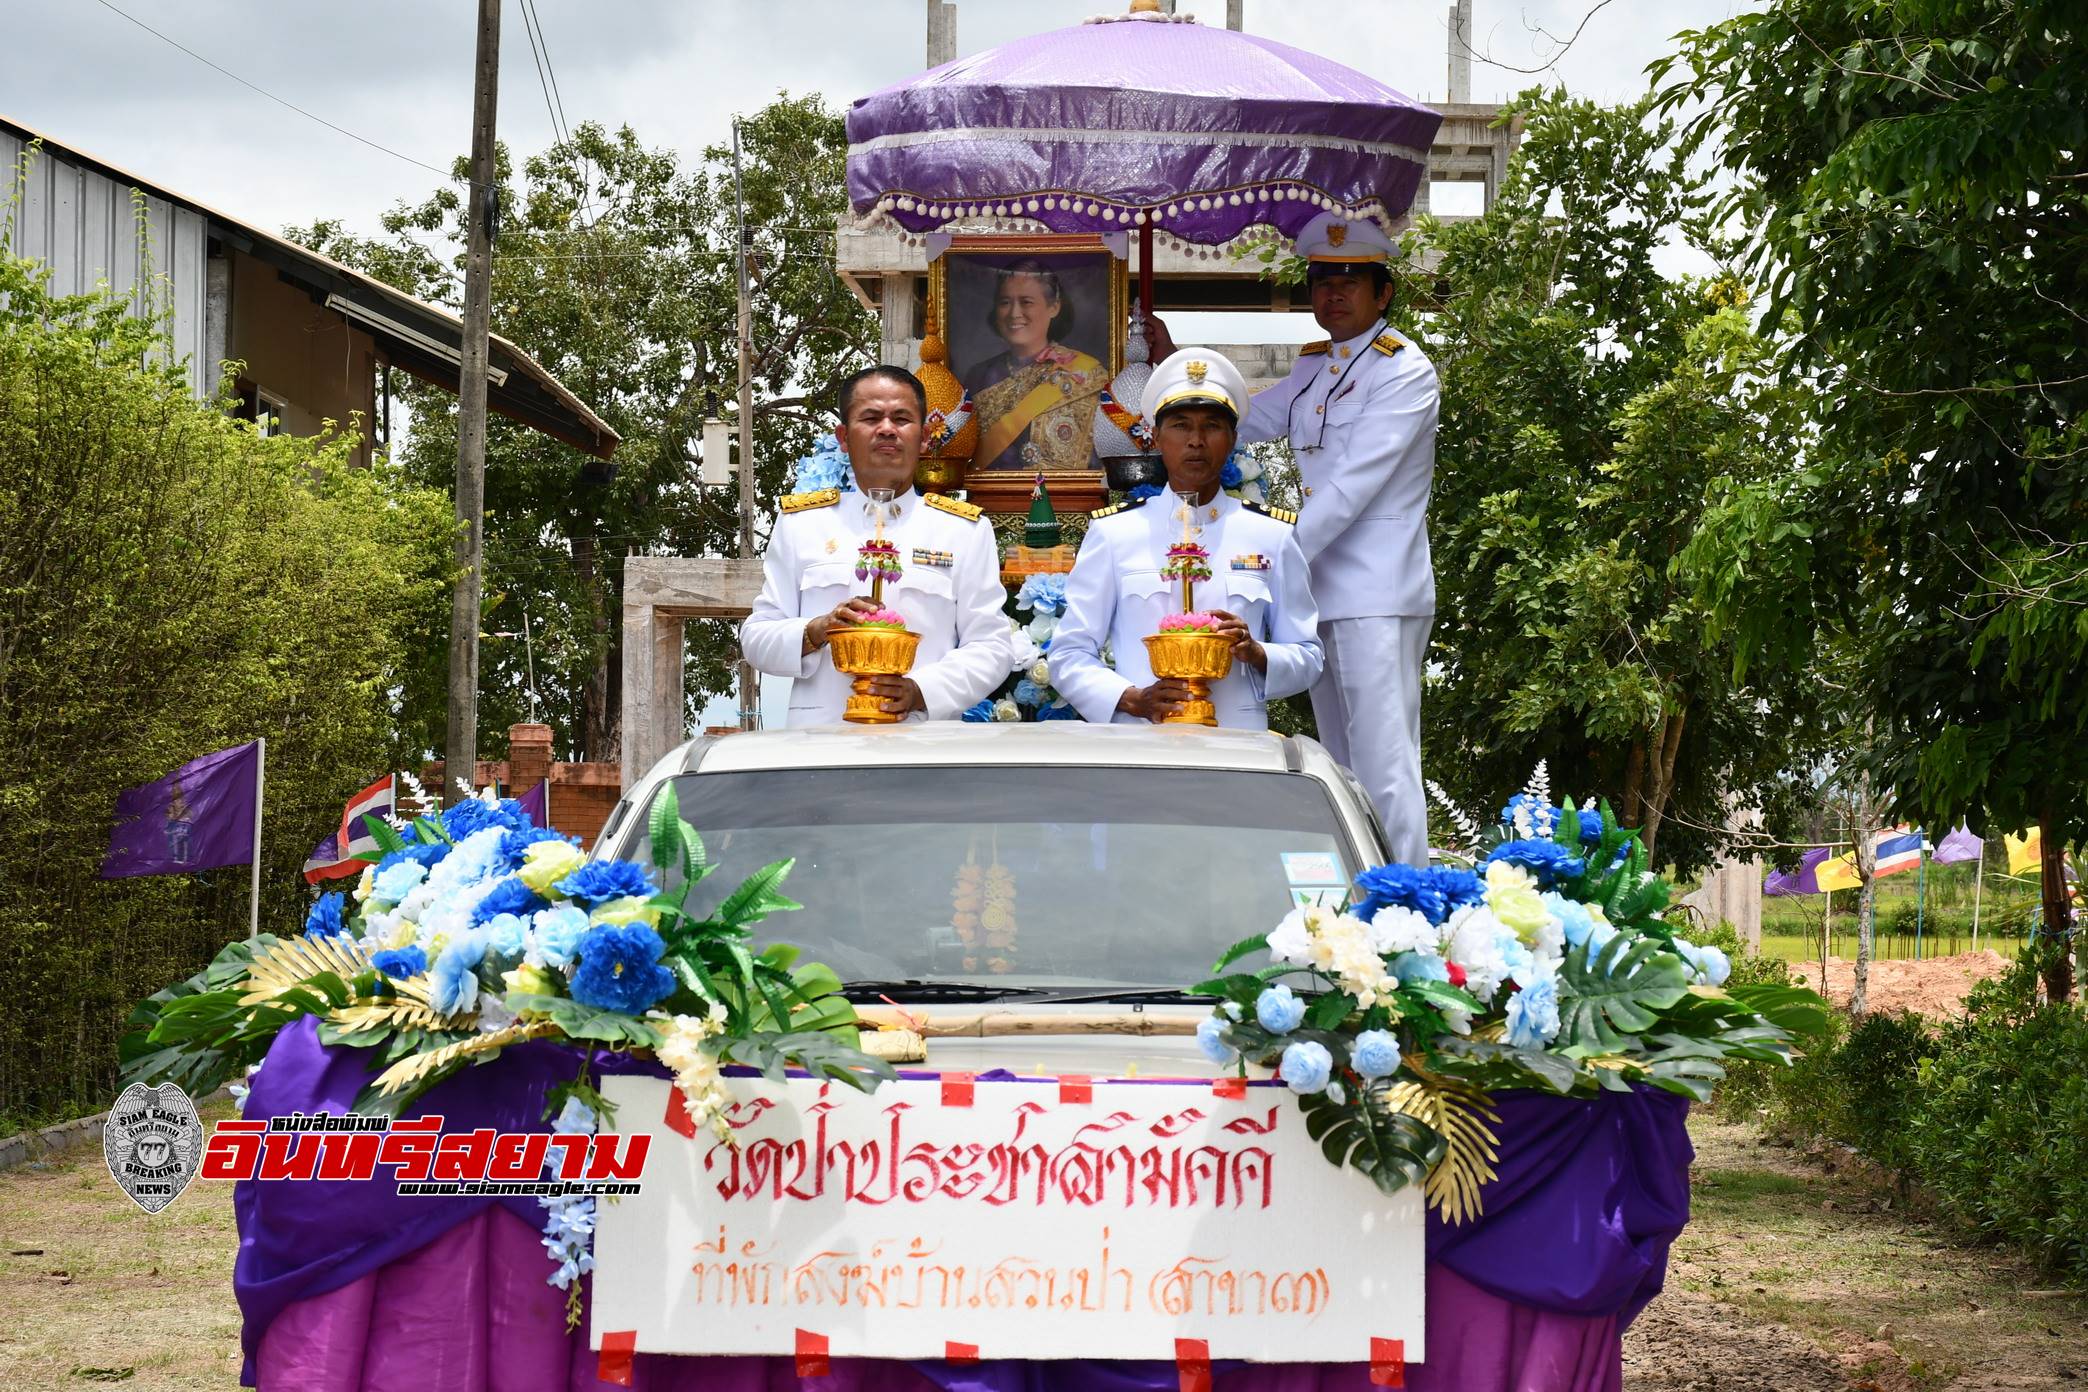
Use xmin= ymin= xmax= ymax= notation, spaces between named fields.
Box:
xmin=593 ymin=721 xmax=1390 ymax=1076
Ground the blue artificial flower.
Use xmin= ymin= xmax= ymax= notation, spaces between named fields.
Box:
xmin=1481 ymin=838 xmax=1587 ymax=888
xmin=1127 ymin=483 xmax=1164 ymax=503
xmin=1350 ymin=1029 xmax=1402 ymax=1080
xmin=1220 ymin=451 xmax=1244 ymax=489
xmin=553 ymin=859 xmax=659 ymax=909
xmin=530 ymin=904 xmax=590 ymax=968
xmin=442 ymin=797 xmax=532 ymax=842
xmin=1280 ymin=1040 xmax=1333 ymax=1095
xmin=1504 ymin=975 xmax=1563 ymax=1048
xmin=1390 ymin=950 xmax=1450 ymax=986
xmin=1542 ymin=892 xmax=1599 ymax=950
xmin=1015 ymin=573 xmax=1069 ymax=617
xmin=370 ymin=860 xmax=427 ymax=904
xmin=1195 ymin=1015 xmax=1238 ymax=1065
xmin=429 ymin=934 xmax=487 ymax=1015
xmin=1013 ymin=678 xmax=1050 ymax=708
xmin=1036 ymin=701 xmax=1083 ymax=722
xmin=303 ymin=891 xmax=346 ymax=940
xmin=1577 ymin=808 xmax=1604 ymax=846
xmin=473 ymin=876 xmax=549 ymax=927
xmin=960 ymin=698 xmax=996 ymax=723
xmin=374 ymin=841 xmax=446 ymax=880
xmin=1255 ymin=983 xmax=1307 ymax=1034
xmin=483 ymin=912 xmax=530 ymax=961
xmin=498 ymin=824 xmax=569 ymax=871
xmin=1673 ymin=939 xmax=1732 ymax=987
xmin=568 ymin=923 xmax=676 ymax=1014
xmin=1501 ymin=793 xmax=1560 ymax=835
xmin=1353 ymin=864 xmax=1485 ymax=926
xmin=792 ymin=435 xmax=857 ymax=494
xmin=371 ymin=945 xmax=428 ymax=979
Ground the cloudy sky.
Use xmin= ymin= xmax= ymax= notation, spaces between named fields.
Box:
xmin=6 ymin=0 xmax=1746 ymax=249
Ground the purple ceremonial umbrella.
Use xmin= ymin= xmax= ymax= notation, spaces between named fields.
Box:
xmin=846 ymin=12 xmax=1443 ymax=245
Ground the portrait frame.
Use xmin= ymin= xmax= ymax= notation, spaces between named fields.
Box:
xmin=932 ymin=235 xmax=1128 ymax=513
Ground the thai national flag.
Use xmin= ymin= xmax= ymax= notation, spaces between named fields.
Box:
xmin=302 ymin=776 xmax=395 ymax=884
xmin=1872 ymin=828 xmax=1927 ymax=879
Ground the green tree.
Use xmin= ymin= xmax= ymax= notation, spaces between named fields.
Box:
xmin=293 ymin=97 xmax=875 ymax=764
xmin=1413 ymin=90 xmax=1832 ymax=875
xmin=0 ymin=236 xmax=453 ymax=1124
xmin=1657 ymin=0 xmax=2088 ymax=997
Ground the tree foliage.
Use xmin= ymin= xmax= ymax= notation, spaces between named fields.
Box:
xmin=1656 ymin=0 xmax=2088 ymax=995
xmin=293 ymin=98 xmax=876 ymax=763
xmin=1412 ymin=90 xmax=1833 ymax=874
xmin=0 ymin=240 xmax=453 ymax=1125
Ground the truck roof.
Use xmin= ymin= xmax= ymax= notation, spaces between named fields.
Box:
xmin=681 ymin=722 xmax=1315 ymax=776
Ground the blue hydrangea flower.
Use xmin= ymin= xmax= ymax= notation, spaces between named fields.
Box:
xmin=1577 ymin=808 xmax=1604 ymax=846
xmin=371 ymin=945 xmax=428 ymax=979
xmin=1036 ymin=701 xmax=1082 ymax=722
xmin=553 ymin=859 xmax=659 ymax=909
xmin=960 ymin=699 xmax=996 ymax=723
xmin=376 ymin=840 xmax=447 ymax=877
xmin=1220 ymin=454 xmax=1244 ymax=489
xmin=792 ymin=434 xmax=856 ymax=494
xmin=370 ymin=860 xmax=427 ymax=904
xmin=1542 ymin=892 xmax=1599 ymax=949
xmin=442 ymin=797 xmax=532 ymax=842
xmin=1255 ymin=983 xmax=1307 ymax=1034
xmin=498 ymin=824 xmax=569 ymax=871
xmin=1127 ymin=483 xmax=1163 ymax=503
xmin=1391 ymin=950 xmax=1450 ymax=986
xmin=1353 ymin=864 xmax=1485 ymax=926
xmin=1195 ymin=1015 xmax=1238 ymax=1065
xmin=568 ymin=923 xmax=675 ymax=1013
xmin=530 ymin=904 xmax=590 ymax=968
xmin=1673 ymin=939 xmax=1732 ymax=987
xmin=1015 ymin=573 xmax=1069 ymax=617
xmin=1350 ymin=1029 xmax=1402 ymax=1079
xmin=1013 ymin=678 xmax=1048 ymax=707
xmin=482 ymin=912 xmax=530 ymax=961
xmin=1504 ymin=975 xmax=1563 ymax=1048
xmin=1481 ymin=838 xmax=1587 ymax=888
xmin=1280 ymin=1040 xmax=1333 ymax=1095
xmin=429 ymin=934 xmax=487 ymax=1015
xmin=473 ymin=876 xmax=549 ymax=927
xmin=303 ymin=891 xmax=346 ymax=939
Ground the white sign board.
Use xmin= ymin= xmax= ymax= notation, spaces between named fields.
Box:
xmin=593 ymin=1073 xmax=1424 ymax=1365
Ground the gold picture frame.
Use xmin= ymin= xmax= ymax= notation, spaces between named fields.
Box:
xmin=932 ymin=235 xmax=1127 ymax=513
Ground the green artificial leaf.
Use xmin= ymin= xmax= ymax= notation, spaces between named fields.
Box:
xmin=647 ymin=782 xmax=681 ymax=871
xmin=1557 ymin=933 xmax=1692 ymax=1053
xmin=1726 ymin=982 xmax=1834 ymax=1039
xmin=412 ymin=815 xmax=451 ymax=846
xmin=363 ymin=814 xmax=408 ymax=855
xmin=1211 ymin=932 xmax=1275 ymax=973
xmin=1189 ymin=973 xmax=1268 ymax=1009
xmin=1297 ymin=1086 xmax=1447 ymax=1196
xmin=714 ymin=859 xmax=800 ymax=931
xmin=1306 ymin=990 xmax=1355 ymax=1031
xmin=1428 ymin=1036 xmax=1587 ymax=1095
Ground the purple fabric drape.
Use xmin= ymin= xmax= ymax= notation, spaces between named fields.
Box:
xmin=235 ymin=1018 xmax=1689 ymax=1389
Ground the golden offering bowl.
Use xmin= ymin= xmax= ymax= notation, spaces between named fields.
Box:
xmin=826 ymin=624 xmax=923 ymax=724
xmin=1142 ymin=630 xmax=1235 ymax=727
xmin=914 ymin=455 xmax=967 ymax=494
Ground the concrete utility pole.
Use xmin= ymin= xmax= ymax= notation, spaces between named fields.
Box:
xmin=1447 ymin=0 xmax=1474 ymax=103
xmin=1226 ymin=0 xmax=1245 ymax=30
xmin=926 ymin=0 xmax=957 ymax=66
xmin=446 ymin=0 xmax=500 ymax=804
xmin=731 ymin=120 xmax=759 ymax=729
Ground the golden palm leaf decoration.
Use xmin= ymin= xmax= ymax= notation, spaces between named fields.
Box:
xmin=1384 ymin=1068 xmax=1501 ymax=1226
xmin=373 ymin=1019 xmax=557 ymax=1097
xmin=328 ymin=998 xmax=454 ymax=1035
xmin=238 ymin=934 xmax=376 ymax=1006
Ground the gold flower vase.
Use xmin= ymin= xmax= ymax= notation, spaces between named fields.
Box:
xmin=1142 ymin=630 xmax=1234 ymax=727
xmin=826 ymin=624 xmax=923 ymax=725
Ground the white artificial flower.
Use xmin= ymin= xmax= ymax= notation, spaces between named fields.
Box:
xmin=1265 ymin=906 xmax=1323 ymax=966
xmin=1030 ymin=658 xmax=1051 ymax=686
xmin=1444 ymin=905 xmax=1518 ymax=1005
xmin=1366 ymin=904 xmax=1438 ymax=956
xmin=1027 ymin=611 xmax=1058 ymax=643
xmin=991 ymin=698 xmax=1022 ymax=722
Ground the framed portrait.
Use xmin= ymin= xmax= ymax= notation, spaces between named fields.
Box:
xmin=932 ymin=235 xmax=1128 ymax=513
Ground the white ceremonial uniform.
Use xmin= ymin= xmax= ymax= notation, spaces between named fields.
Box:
xmin=739 ymin=487 xmax=1012 ymax=726
xmin=1238 ymin=222 xmax=1440 ymax=863
xmin=1052 ymin=491 xmax=1323 ymax=729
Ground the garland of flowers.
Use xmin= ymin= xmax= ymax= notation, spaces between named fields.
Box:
xmin=964 ymin=571 xmax=1080 ymax=722
xmin=1189 ymin=771 xmax=1828 ymax=1222
xmin=855 ymin=538 xmax=902 ymax=587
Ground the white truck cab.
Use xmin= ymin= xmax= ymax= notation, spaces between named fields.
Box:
xmin=595 ymin=723 xmax=1391 ymax=1078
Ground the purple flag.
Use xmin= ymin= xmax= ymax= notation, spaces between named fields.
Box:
xmin=100 ymin=741 xmax=260 ymax=878
xmin=515 ymin=779 xmax=548 ymax=830
xmin=1933 ymin=825 xmax=1983 ymax=864
xmin=1763 ymin=845 xmax=1832 ymax=897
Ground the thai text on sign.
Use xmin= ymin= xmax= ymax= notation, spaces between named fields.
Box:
xmin=591 ymin=1074 xmax=1424 ymax=1364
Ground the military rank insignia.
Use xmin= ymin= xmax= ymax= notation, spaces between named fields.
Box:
xmin=1230 ymin=554 xmax=1273 ymax=572
xmin=911 ymin=547 xmax=954 ymax=569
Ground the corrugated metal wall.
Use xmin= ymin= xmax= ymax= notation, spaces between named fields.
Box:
xmin=4 ymin=130 xmax=211 ymax=397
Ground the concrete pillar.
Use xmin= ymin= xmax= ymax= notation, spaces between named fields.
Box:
xmin=507 ymin=722 xmax=553 ymax=793
xmin=881 ymin=273 xmax=919 ymax=372
xmin=204 ymin=247 xmax=231 ymax=401
xmin=1226 ymin=0 xmax=1244 ymax=30
xmin=926 ymin=0 xmax=956 ymax=66
xmin=1447 ymin=0 xmax=1473 ymax=104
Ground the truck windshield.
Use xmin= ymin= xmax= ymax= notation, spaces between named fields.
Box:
xmin=626 ymin=765 xmax=1365 ymax=995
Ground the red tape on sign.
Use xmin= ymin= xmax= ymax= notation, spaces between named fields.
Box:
xmin=941 ymin=1071 xmax=975 ymax=1107
xmin=1175 ymin=1336 xmax=1211 ymax=1392
xmin=1059 ymin=1075 xmax=1092 ymax=1104
xmin=597 ymin=1329 xmax=636 ymax=1387
xmin=795 ymin=1328 xmax=830 ymax=1378
xmin=1212 ymin=1076 xmax=1247 ymax=1100
xmin=662 ymin=1087 xmax=695 ymax=1139
xmin=1370 ymin=1336 xmax=1406 ymax=1387
xmin=944 ymin=1341 xmax=980 ymax=1364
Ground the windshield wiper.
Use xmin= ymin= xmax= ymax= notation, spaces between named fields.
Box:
xmin=840 ymin=979 xmax=1051 ymax=1003
xmin=1017 ymin=987 xmax=1210 ymax=1007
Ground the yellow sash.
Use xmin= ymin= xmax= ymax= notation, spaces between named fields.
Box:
xmin=975 ymin=377 xmax=1077 ymax=466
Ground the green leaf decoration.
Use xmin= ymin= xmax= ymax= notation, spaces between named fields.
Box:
xmin=647 ymin=782 xmax=680 ymax=871
xmin=1428 ymin=1036 xmax=1586 ymax=1095
xmin=1188 ymin=972 xmax=1267 ymax=1009
xmin=1306 ymin=990 xmax=1354 ymax=1031
xmin=1726 ymin=982 xmax=1834 ymax=1039
xmin=1211 ymin=932 xmax=1275 ymax=973
xmin=679 ymin=823 xmax=712 ymax=883
xmin=1557 ymin=933 xmax=1691 ymax=1053
xmin=714 ymin=859 xmax=800 ymax=931
xmin=413 ymin=814 xmax=451 ymax=846
xmin=363 ymin=814 xmax=408 ymax=855
xmin=1298 ymin=1086 xmax=1446 ymax=1197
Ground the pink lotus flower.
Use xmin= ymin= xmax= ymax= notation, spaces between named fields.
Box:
xmin=1159 ymin=611 xmax=1222 ymax=634
xmin=847 ymin=608 xmax=910 ymax=630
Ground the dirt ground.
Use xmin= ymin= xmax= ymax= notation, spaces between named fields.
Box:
xmin=1786 ymin=950 xmax=2013 ymax=1017
xmin=3 ymin=1107 xmax=2083 ymax=1389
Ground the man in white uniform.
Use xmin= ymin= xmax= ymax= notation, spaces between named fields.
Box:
xmin=740 ymin=366 xmax=1011 ymax=725
xmin=1053 ymin=350 xmax=1322 ymax=729
xmin=1238 ymin=211 xmax=1439 ymax=863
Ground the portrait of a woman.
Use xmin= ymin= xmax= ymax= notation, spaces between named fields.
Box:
xmin=957 ymin=257 xmax=1112 ymax=472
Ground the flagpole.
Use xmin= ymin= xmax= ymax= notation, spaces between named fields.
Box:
xmin=1972 ymin=842 xmax=1985 ymax=952
xmin=1914 ymin=846 xmax=1926 ymax=960
xmin=249 ymin=737 xmax=267 ymax=938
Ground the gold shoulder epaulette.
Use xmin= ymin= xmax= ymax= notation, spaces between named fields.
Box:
xmin=779 ymin=488 xmax=839 ymax=513
xmin=1371 ymin=333 xmax=1406 ymax=358
xmin=1299 ymin=340 xmax=1331 ymax=357
xmin=1091 ymin=495 xmax=1149 ymax=521
xmin=1245 ymin=501 xmax=1298 ymax=525
xmin=924 ymin=492 xmax=984 ymax=522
